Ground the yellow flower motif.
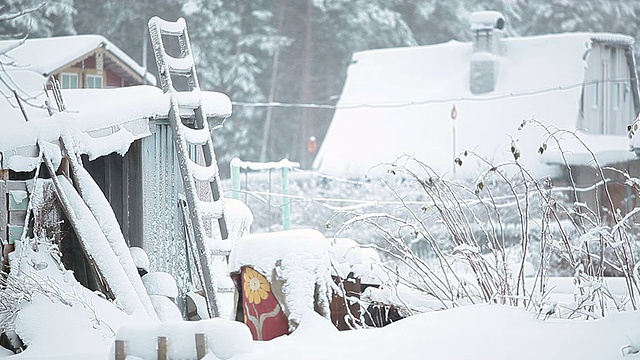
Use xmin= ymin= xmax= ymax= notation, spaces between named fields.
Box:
xmin=243 ymin=267 xmax=270 ymax=305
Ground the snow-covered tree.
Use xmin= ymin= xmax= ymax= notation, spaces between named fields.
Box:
xmin=0 ymin=0 xmax=76 ymax=37
xmin=181 ymin=0 xmax=289 ymax=171
xmin=74 ymin=0 xmax=181 ymax=71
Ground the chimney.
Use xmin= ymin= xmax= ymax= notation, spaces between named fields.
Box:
xmin=469 ymin=11 xmax=505 ymax=94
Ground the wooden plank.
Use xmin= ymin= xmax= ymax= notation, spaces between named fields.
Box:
xmin=195 ymin=333 xmax=207 ymax=359
xmin=114 ymin=340 xmax=126 ymax=360
xmin=8 ymin=190 xmax=28 ymax=211
xmin=8 ymin=211 xmax=26 ymax=226
xmin=157 ymin=336 xmax=168 ymax=360
xmin=6 ymin=181 xmax=27 ymax=191
xmin=0 ymin=180 xmax=6 ymax=241
xmin=7 ymin=225 xmax=22 ymax=242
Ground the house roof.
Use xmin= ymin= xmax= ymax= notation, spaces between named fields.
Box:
xmin=313 ymin=32 xmax=638 ymax=179
xmin=0 ymin=35 xmax=232 ymax=171
xmin=0 ymin=34 xmax=156 ymax=86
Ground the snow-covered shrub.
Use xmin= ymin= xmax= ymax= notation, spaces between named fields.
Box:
xmin=224 ymin=120 xmax=640 ymax=320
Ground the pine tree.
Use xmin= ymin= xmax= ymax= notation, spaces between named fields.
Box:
xmin=0 ymin=0 xmax=76 ymax=37
xmin=182 ymin=0 xmax=289 ymax=172
xmin=74 ymin=0 xmax=182 ymax=72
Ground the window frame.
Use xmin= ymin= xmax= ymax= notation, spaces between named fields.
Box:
xmin=60 ymin=72 xmax=79 ymax=89
xmin=85 ymin=74 xmax=104 ymax=89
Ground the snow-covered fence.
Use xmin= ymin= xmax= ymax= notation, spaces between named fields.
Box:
xmin=112 ymin=318 xmax=253 ymax=360
xmin=229 ymin=157 xmax=299 ymax=230
xmin=114 ymin=334 xmax=205 ymax=360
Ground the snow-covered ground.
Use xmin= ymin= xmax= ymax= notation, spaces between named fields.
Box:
xmin=3 ymin=229 xmax=640 ymax=360
xmin=6 ymin=299 xmax=640 ymax=359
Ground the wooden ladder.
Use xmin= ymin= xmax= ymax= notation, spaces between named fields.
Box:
xmin=148 ymin=16 xmax=229 ymax=318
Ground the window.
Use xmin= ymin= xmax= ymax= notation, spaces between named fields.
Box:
xmin=60 ymin=73 xmax=78 ymax=89
xmin=86 ymin=75 xmax=103 ymax=89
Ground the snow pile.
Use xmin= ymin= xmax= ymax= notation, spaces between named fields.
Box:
xmin=242 ymin=304 xmax=640 ymax=360
xmin=222 ymin=199 xmax=254 ymax=242
xmin=2 ymin=239 xmax=146 ymax=359
xmin=228 ymin=229 xmax=333 ymax=328
xmin=142 ymin=272 xmax=179 ymax=299
xmin=130 ymin=247 xmax=150 ymax=273
xmin=113 ymin=318 xmax=253 ymax=360
xmin=148 ymin=296 xmax=183 ymax=323
xmin=328 ymin=238 xmax=386 ymax=285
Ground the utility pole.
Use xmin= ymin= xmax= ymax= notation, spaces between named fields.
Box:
xmin=299 ymin=0 xmax=314 ymax=168
xmin=259 ymin=0 xmax=285 ymax=162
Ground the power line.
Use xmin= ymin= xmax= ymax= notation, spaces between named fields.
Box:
xmin=231 ymin=78 xmax=633 ymax=111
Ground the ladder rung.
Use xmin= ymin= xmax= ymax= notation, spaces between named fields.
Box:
xmin=216 ymin=286 xmax=235 ymax=293
xmin=166 ymin=54 xmax=195 ymax=75
xmin=208 ymin=238 xmax=232 ymax=256
xmin=149 ymin=17 xmax=187 ymax=36
xmin=188 ymin=161 xmax=218 ymax=182
xmin=178 ymin=121 xmax=210 ymax=145
xmin=197 ymin=199 xmax=224 ymax=219
xmin=176 ymin=90 xmax=202 ymax=108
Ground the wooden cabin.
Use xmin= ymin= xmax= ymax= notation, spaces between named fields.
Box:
xmin=0 ymin=35 xmax=233 ymax=302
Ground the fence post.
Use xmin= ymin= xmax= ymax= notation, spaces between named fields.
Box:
xmin=282 ymin=166 xmax=291 ymax=230
xmin=195 ymin=333 xmax=207 ymax=359
xmin=230 ymin=157 xmax=241 ymax=200
xmin=114 ymin=340 xmax=126 ymax=360
xmin=157 ymin=336 xmax=168 ymax=360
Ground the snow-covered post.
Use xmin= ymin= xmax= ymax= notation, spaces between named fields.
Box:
xmin=451 ymin=105 xmax=458 ymax=176
xmin=230 ymin=157 xmax=241 ymax=200
xmin=282 ymin=166 xmax=291 ymax=230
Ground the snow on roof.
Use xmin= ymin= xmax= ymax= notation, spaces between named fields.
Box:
xmin=0 ymin=34 xmax=156 ymax=85
xmin=0 ymin=85 xmax=232 ymax=170
xmin=469 ymin=11 xmax=505 ymax=31
xmin=314 ymin=33 xmax=635 ymax=179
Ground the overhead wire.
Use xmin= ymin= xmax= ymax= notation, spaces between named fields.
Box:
xmin=231 ymin=78 xmax=633 ymax=110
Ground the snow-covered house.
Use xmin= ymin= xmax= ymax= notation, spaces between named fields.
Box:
xmin=0 ymin=34 xmax=232 ymax=299
xmin=314 ymin=11 xmax=640 ymax=217
xmin=0 ymin=35 xmax=156 ymax=89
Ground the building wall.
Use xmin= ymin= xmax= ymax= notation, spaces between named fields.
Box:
xmin=53 ymin=52 xmax=141 ymax=89
xmin=570 ymin=159 xmax=640 ymax=223
xmin=141 ymin=122 xmax=193 ymax=294
xmin=580 ymin=43 xmax=636 ymax=135
xmin=82 ymin=140 xmax=143 ymax=247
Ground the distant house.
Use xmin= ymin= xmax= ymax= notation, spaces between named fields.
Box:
xmin=314 ymin=11 xmax=640 ymax=219
xmin=0 ymin=34 xmax=232 ymax=295
xmin=0 ymin=34 xmax=156 ymax=89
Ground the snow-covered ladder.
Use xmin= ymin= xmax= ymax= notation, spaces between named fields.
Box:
xmin=148 ymin=16 xmax=229 ymax=318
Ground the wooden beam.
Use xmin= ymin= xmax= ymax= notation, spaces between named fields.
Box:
xmin=157 ymin=336 xmax=168 ymax=360
xmin=114 ymin=340 xmax=126 ymax=360
xmin=0 ymin=180 xmax=6 ymax=242
xmin=195 ymin=333 xmax=207 ymax=359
